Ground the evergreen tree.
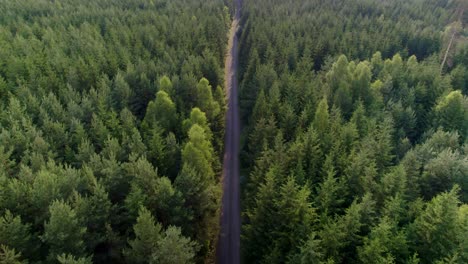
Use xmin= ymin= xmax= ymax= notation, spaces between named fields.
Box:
xmin=0 ymin=211 xmax=35 ymax=260
xmin=410 ymin=187 xmax=462 ymax=263
xmin=0 ymin=245 xmax=25 ymax=264
xmin=316 ymin=157 xmax=345 ymax=217
xmin=358 ymin=217 xmax=408 ymax=263
xmin=143 ymin=91 xmax=177 ymax=134
xmin=313 ymin=98 xmax=331 ymax=151
xmin=180 ymin=124 xmax=215 ymax=179
xmin=74 ymin=179 xmax=112 ymax=251
xmin=125 ymin=207 xmax=162 ymax=264
xmin=42 ymin=200 xmax=87 ymax=262
xmin=151 ymin=226 xmax=198 ymax=264
xmin=288 ymin=233 xmax=324 ymax=264
xmin=112 ymin=72 xmax=132 ymax=111
xmin=434 ymin=90 xmax=467 ymax=139
xmin=57 ymin=254 xmax=92 ymax=264
xmin=159 ymin=76 xmax=173 ymax=96
xmin=195 ymin=78 xmax=220 ymax=122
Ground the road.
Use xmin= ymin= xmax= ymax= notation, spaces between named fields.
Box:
xmin=217 ymin=0 xmax=241 ymax=263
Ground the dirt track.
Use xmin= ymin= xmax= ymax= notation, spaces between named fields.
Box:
xmin=216 ymin=0 xmax=241 ymax=263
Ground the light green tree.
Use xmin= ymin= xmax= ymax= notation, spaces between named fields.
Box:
xmin=143 ymin=91 xmax=177 ymax=134
xmin=435 ymin=90 xmax=467 ymax=138
xmin=411 ymin=187 xmax=462 ymax=263
xmin=0 ymin=245 xmax=25 ymax=264
xmin=57 ymin=254 xmax=92 ymax=264
xmin=42 ymin=200 xmax=87 ymax=262
xmin=125 ymin=207 xmax=162 ymax=264
xmin=151 ymin=226 xmax=197 ymax=264
xmin=159 ymin=76 xmax=173 ymax=95
xmin=195 ymin=78 xmax=220 ymax=122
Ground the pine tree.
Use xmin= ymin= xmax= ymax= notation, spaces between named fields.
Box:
xmin=159 ymin=76 xmax=173 ymax=95
xmin=327 ymin=55 xmax=353 ymax=117
xmin=250 ymin=89 xmax=270 ymax=125
xmin=288 ymin=233 xmax=324 ymax=264
xmin=57 ymin=254 xmax=92 ymax=264
xmin=143 ymin=91 xmax=177 ymax=134
xmin=313 ymin=97 xmax=331 ymax=152
xmin=315 ymin=157 xmax=344 ymax=217
xmin=176 ymin=124 xmax=219 ymax=257
xmin=434 ymin=90 xmax=467 ymax=139
xmin=0 ymin=211 xmax=35 ymax=260
xmin=358 ymin=217 xmax=408 ymax=263
xmin=182 ymin=108 xmax=211 ymax=140
xmin=112 ymin=72 xmax=131 ymax=111
xmin=456 ymin=204 xmax=468 ymax=263
xmin=0 ymin=245 xmax=25 ymax=264
xmin=42 ymin=200 xmax=87 ymax=262
xmin=243 ymin=171 xmax=278 ymax=262
xmin=352 ymin=62 xmax=372 ymax=106
xmin=125 ymin=207 xmax=162 ymax=264
xmin=195 ymin=78 xmax=220 ymax=122
xmin=151 ymin=226 xmax=198 ymax=264
xmin=74 ymin=180 xmax=112 ymax=251
xmin=410 ymin=187 xmax=462 ymax=263
xmin=180 ymin=124 xmax=215 ymax=179
xmin=273 ymin=177 xmax=316 ymax=262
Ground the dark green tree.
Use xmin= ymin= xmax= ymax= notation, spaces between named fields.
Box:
xmin=0 ymin=211 xmax=35 ymax=260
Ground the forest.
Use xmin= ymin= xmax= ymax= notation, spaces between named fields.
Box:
xmin=239 ymin=0 xmax=468 ymax=263
xmin=0 ymin=0 xmax=230 ymax=263
xmin=0 ymin=0 xmax=467 ymax=263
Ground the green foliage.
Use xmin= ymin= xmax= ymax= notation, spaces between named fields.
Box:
xmin=73 ymin=180 xmax=112 ymax=250
xmin=288 ymin=233 xmax=324 ymax=264
xmin=41 ymin=200 xmax=87 ymax=262
xmin=434 ymin=90 xmax=468 ymax=139
xmin=0 ymin=245 xmax=25 ymax=264
xmin=240 ymin=1 xmax=467 ymax=260
xmin=176 ymin=123 xmax=220 ymax=258
xmin=125 ymin=207 xmax=162 ymax=264
xmin=151 ymin=226 xmax=198 ymax=264
xmin=57 ymin=254 xmax=92 ymax=264
xmin=0 ymin=0 xmax=467 ymax=262
xmin=159 ymin=76 xmax=173 ymax=95
xmin=0 ymin=0 xmax=227 ymax=260
xmin=313 ymin=98 xmax=330 ymax=149
xmin=143 ymin=91 xmax=177 ymax=133
xmin=181 ymin=124 xmax=215 ymax=179
xmin=358 ymin=217 xmax=408 ymax=263
xmin=410 ymin=187 xmax=463 ymax=263
xmin=243 ymin=175 xmax=316 ymax=263
xmin=125 ymin=208 xmax=197 ymax=264
xmin=0 ymin=211 xmax=34 ymax=260
xmin=195 ymin=78 xmax=221 ymax=122
xmin=315 ymin=160 xmax=345 ymax=217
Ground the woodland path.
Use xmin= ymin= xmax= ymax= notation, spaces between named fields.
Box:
xmin=216 ymin=0 xmax=242 ymax=263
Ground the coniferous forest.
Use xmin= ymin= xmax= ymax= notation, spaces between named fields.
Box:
xmin=239 ymin=0 xmax=468 ymax=263
xmin=0 ymin=0 xmax=467 ymax=263
xmin=0 ymin=0 xmax=230 ymax=263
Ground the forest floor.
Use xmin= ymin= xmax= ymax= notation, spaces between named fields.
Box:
xmin=216 ymin=0 xmax=241 ymax=263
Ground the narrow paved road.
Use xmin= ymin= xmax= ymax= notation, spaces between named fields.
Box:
xmin=217 ymin=0 xmax=241 ymax=263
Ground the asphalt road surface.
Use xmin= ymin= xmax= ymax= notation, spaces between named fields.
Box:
xmin=216 ymin=0 xmax=242 ymax=263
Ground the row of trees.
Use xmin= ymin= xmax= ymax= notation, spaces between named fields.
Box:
xmin=0 ymin=0 xmax=231 ymax=263
xmin=239 ymin=0 xmax=467 ymax=263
